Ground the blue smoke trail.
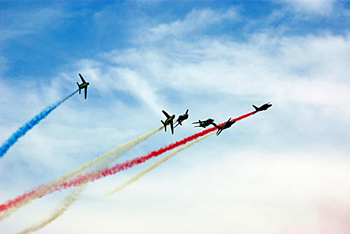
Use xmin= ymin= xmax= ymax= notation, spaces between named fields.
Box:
xmin=0 ymin=90 xmax=79 ymax=159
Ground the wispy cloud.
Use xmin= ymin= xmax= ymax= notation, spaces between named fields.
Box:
xmin=144 ymin=7 xmax=239 ymax=41
xmin=102 ymin=30 xmax=350 ymax=117
xmin=0 ymin=6 xmax=68 ymax=41
xmin=1 ymin=3 xmax=350 ymax=233
xmin=278 ymin=0 xmax=337 ymax=16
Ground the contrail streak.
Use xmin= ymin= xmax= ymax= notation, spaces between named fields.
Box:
xmin=15 ymin=185 xmax=86 ymax=234
xmin=0 ymin=90 xmax=78 ymax=158
xmin=106 ymin=132 xmax=216 ymax=197
xmin=0 ymin=127 xmax=162 ymax=221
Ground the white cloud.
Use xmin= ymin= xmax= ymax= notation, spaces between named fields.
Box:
xmin=278 ymin=0 xmax=337 ymax=16
xmin=4 ymin=150 xmax=349 ymax=234
xmin=2 ymin=5 xmax=350 ymax=234
xmin=0 ymin=6 xmax=67 ymax=41
xmin=145 ymin=7 xmax=239 ymax=41
xmin=100 ymin=31 xmax=350 ymax=125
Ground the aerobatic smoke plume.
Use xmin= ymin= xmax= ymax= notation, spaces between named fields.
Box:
xmin=16 ymin=185 xmax=86 ymax=234
xmin=0 ymin=90 xmax=78 ymax=158
xmin=0 ymin=127 xmax=162 ymax=221
xmin=106 ymin=132 xmax=216 ymax=197
xmin=15 ymin=131 xmax=213 ymax=233
xmin=0 ymin=111 xmax=254 ymax=221
xmin=53 ymin=111 xmax=255 ymax=191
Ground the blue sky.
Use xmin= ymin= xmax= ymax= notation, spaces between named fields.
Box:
xmin=1 ymin=1 xmax=350 ymax=233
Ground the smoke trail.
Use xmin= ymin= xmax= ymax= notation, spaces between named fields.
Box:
xmin=54 ymin=111 xmax=255 ymax=191
xmin=10 ymin=126 xmax=162 ymax=232
xmin=16 ymin=185 xmax=86 ymax=234
xmin=14 ymin=132 xmax=215 ymax=233
xmin=26 ymin=132 xmax=214 ymax=233
xmin=0 ymin=111 xmax=254 ymax=219
xmin=0 ymin=90 xmax=78 ymax=158
xmin=0 ymin=127 xmax=162 ymax=221
xmin=106 ymin=132 xmax=216 ymax=197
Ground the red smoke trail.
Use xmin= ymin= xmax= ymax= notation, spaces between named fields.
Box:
xmin=0 ymin=190 xmax=36 ymax=213
xmin=0 ymin=111 xmax=255 ymax=214
xmin=53 ymin=111 xmax=255 ymax=191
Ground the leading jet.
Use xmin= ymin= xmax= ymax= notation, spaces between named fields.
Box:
xmin=252 ymin=102 xmax=272 ymax=113
xmin=192 ymin=118 xmax=215 ymax=128
xmin=174 ymin=109 xmax=189 ymax=128
xmin=77 ymin=74 xmax=90 ymax=99
xmin=212 ymin=118 xmax=236 ymax=136
xmin=161 ymin=110 xmax=176 ymax=135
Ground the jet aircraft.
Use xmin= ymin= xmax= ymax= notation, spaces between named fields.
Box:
xmin=161 ymin=110 xmax=176 ymax=134
xmin=77 ymin=74 xmax=90 ymax=99
xmin=252 ymin=102 xmax=272 ymax=113
xmin=192 ymin=118 xmax=215 ymax=128
xmin=174 ymin=109 xmax=189 ymax=128
xmin=212 ymin=118 xmax=236 ymax=136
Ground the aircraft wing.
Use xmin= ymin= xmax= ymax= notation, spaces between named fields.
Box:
xmin=79 ymin=74 xmax=86 ymax=83
xmin=84 ymin=87 xmax=87 ymax=99
xmin=170 ymin=120 xmax=174 ymax=135
xmin=174 ymin=119 xmax=183 ymax=128
xmin=162 ymin=110 xmax=171 ymax=119
xmin=221 ymin=118 xmax=231 ymax=129
xmin=216 ymin=118 xmax=231 ymax=136
xmin=216 ymin=128 xmax=223 ymax=136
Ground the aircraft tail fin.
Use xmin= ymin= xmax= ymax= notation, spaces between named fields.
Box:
xmin=252 ymin=105 xmax=258 ymax=111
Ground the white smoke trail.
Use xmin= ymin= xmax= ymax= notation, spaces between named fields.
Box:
xmin=0 ymin=127 xmax=163 ymax=222
xmin=12 ymin=127 xmax=164 ymax=232
xmin=16 ymin=185 xmax=87 ymax=234
xmin=105 ymin=132 xmax=215 ymax=197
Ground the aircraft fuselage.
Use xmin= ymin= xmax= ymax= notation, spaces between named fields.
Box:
xmin=177 ymin=114 xmax=188 ymax=122
xmin=193 ymin=118 xmax=215 ymax=128
xmin=253 ymin=102 xmax=272 ymax=112
xmin=79 ymin=83 xmax=89 ymax=89
xmin=165 ymin=115 xmax=175 ymax=125
xmin=221 ymin=120 xmax=235 ymax=130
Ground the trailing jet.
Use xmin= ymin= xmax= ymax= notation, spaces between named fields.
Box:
xmin=192 ymin=118 xmax=215 ymax=128
xmin=161 ymin=110 xmax=175 ymax=135
xmin=174 ymin=109 xmax=189 ymax=128
xmin=252 ymin=102 xmax=272 ymax=113
xmin=212 ymin=118 xmax=236 ymax=136
xmin=76 ymin=74 xmax=90 ymax=99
